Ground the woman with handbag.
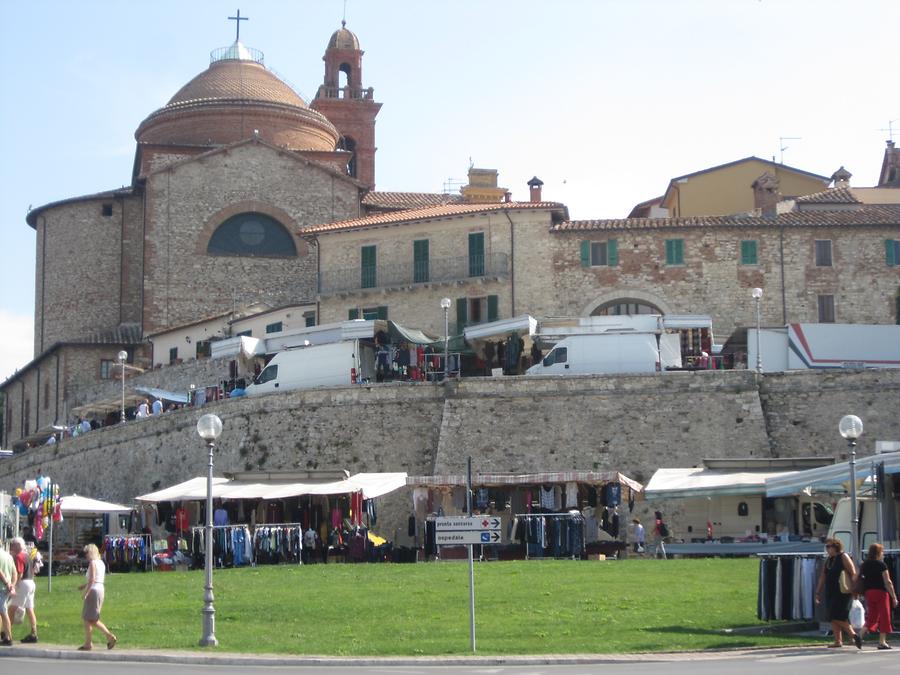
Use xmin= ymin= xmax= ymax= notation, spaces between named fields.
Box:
xmin=860 ymin=542 xmax=898 ymax=650
xmin=815 ymin=538 xmax=861 ymax=649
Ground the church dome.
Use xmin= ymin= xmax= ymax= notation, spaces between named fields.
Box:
xmin=327 ymin=22 xmax=360 ymax=50
xmin=135 ymin=42 xmax=339 ymax=155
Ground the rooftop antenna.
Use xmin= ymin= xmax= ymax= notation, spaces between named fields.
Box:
xmin=228 ymin=9 xmax=249 ymax=41
xmin=877 ymin=118 xmax=899 ymax=142
xmin=778 ymin=136 xmax=801 ymax=164
xmin=343 ymin=0 xmax=348 ymax=25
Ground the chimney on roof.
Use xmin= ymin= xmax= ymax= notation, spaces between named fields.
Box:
xmin=751 ymin=172 xmax=780 ymax=218
xmin=831 ymin=166 xmax=852 ymax=188
xmin=878 ymin=140 xmax=900 ymax=187
xmin=527 ymin=176 xmax=544 ymax=203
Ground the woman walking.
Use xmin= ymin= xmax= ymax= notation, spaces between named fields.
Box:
xmin=77 ymin=544 xmax=116 ymax=650
xmin=860 ymin=542 xmax=898 ymax=650
xmin=815 ymin=538 xmax=861 ymax=649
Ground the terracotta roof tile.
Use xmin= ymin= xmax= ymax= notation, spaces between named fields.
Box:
xmin=305 ymin=201 xmax=567 ymax=234
xmin=553 ymin=204 xmax=900 ymax=232
xmin=795 ymin=187 xmax=861 ymax=204
xmin=361 ymin=191 xmax=463 ymax=211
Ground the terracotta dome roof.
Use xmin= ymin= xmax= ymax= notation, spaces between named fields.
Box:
xmin=135 ymin=45 xmax=339 ymax=157
xmin=328 ymin=22 xmax=360 ymax=50
xmin=166 ymin=58 xmax=307 ymax=109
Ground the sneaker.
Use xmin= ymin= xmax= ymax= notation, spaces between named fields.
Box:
xmin=878 ymin=643 xmax=892 ymax=650
xmin=854 ymin=633 xmax=863 ymax=650
xmin=0 ymin=639 xmax=13 ymax=647
xmin=21 ymin=634 xmax=38 ymax=643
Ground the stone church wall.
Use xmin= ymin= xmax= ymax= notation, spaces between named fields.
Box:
xmin=141 ymin=141 xmax=359 ymax=335
xmin=3 ymin=369 xmax=898 ymax=542
xmin=32 ymin=197 xmax=138 ymax=354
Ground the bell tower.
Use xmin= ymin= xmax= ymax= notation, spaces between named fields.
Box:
xmin=311 ymin=22 xmax=382 ymax=190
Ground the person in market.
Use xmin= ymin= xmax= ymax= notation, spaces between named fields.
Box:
xmin=0 ymin=544 xmax=18 ymax=646
xmin=859 ymin=542 xmax=898 ymax=650
xmin=815 ymin=537 xmax=861 ymax=649
xmin=77 ymin=543 xmax=116 ymax=650
xmin=632 ymin=518 xmax=645 ymax=554
xmin=7 ymin=537 xmax=40 ymax=643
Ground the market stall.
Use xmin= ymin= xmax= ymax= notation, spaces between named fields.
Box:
xmin=134 ymin=471 xmax=407 ymax=567
xmin=407 ymin=470 xmax=643 ymax=560
xmin=58 ymin=494 xmax=134 ymax=573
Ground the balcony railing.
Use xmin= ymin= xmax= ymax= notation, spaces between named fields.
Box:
xmin=316 ymin=85 xmax=376 ymax=101
xmin=319 ymin=253 xmax=509 ymax=295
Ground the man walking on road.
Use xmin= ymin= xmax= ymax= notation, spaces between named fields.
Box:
xmin=0 ymin=543 xmax=18 ymax=646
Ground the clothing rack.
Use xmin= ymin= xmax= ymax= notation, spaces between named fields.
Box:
xmin=757 ymin=551 xmax=900 ymax=626
xmin=252 ymin=522 xmax=304 ymax=565
xmin=513 ymin=512 xmax=586 ymax=560
xmin=103 ymin=533 xmax=152 ymax=572
xmin=190 ymin=524 xmax=254 ymax=567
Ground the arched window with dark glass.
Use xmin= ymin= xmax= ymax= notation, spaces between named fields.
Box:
xmin=207 ymin=212 xmax=297 ymax=258
xmin=592 ymin=299 xmax=662 ymax=316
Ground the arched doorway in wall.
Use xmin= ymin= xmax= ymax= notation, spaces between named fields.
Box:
xmin=581 ymin=289 xmax=672 ymax=318
xmin=591 ymin=298 xmax=662 ymax=317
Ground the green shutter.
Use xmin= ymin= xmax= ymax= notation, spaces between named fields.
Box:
xmin=580 ymin=240 xmax=590 ymax=267
xmin=887 ymin=240 xmax=896 ymax=267
xmin=414 ymin=239 xmax=429 ymax=282
xmin=607 ymin=239 xmax=618 ymax=266
xmin=666 ymin=238 xmax=684 ymax=265
xmin=361 ymin=245 xmax=376 ymax=288
xmin=376 ymin=306 xmax=388 ymax=320
xmin=348 ymin=308 xmax=359 ymax=320
xmin=456 ymin=297 xmax=468 ymax=331
xmin=740 ymin=240 xmax=757 ymax=265
xmin=468 ymin=232 xmax=485 ymax=276
xmin=487 ymin=295 xmax=499 ymax=322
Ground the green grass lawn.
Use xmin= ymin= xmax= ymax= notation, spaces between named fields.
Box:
xmin=23 ymin=558 xmax=818 ymax=655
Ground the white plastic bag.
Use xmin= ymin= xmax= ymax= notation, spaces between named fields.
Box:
xmin=849 ymin=598 xmax=865 ymax=632
xmin=12 ymin=606 xmax=25 ymax=625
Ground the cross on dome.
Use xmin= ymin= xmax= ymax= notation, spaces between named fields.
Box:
xmin=228 ymin=9 xmax=249 ymax=41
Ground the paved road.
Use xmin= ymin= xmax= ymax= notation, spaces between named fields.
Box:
xmin=1 ymin=647 xmax=898 ymax=674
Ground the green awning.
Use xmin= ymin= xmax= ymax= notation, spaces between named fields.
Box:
xmin=388 ymin=321 xmax=437 ymax=345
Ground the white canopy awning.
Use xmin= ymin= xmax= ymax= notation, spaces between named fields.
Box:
xmin=464 ymin=315 xmax=538 ymax=342
xmin=60 ymin=494 xmax=131 ymax=514
xmin=645 ymin=468 xmax=797 ymax=500
xmin=407 ymin=470 xmax=643 ymax=494
xmin=765 ymin=452 xmax=900 ymax=497
xmin=135 ymin=473 xmax=407 ymax=503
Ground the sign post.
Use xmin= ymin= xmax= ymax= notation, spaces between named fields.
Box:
xmin=432 ymin=457 xmax=503 ymax=653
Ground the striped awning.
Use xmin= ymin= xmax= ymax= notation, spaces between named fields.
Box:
xmin=407 ymin=471 xmax=642 ymax=493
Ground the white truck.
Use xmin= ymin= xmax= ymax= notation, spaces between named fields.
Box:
xmin=526 ymin=314 xmax=700 ymax=376
xmin=244 ymin=340 xmax=376 ymax=396
xmin=748 ymin=323 xmax=900 ymax=373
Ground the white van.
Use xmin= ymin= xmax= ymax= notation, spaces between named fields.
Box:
xmin=245 ymin=340 xmax=375 ymax=396
xmin=828 ymin=496 xmax=900 ymax=554
xmin=526 ymin=332 xmax=678 ymax=376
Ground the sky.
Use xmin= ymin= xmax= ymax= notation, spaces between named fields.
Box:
xmin=1 ymin=0 xmax=898 ymax=381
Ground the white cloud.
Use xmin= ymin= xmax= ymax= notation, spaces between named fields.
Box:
xmin=0 ymin=310 xmax=34 ymax=383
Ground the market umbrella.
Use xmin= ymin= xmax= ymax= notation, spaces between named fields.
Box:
xmin=59 ymin=494 xmax=131 ymax=514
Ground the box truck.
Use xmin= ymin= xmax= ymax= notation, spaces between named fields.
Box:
xmin=244 ymin=340 xmax=375 ymax=396
xmin=748 ymin=323 xmax=900 ymax=373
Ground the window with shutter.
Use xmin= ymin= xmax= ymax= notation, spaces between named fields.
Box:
xmin=740 ymin=240 xmax=758 ymax=265
xmin=413 ymin=239 xmax=429 ymax=283
xmin=487 ymin=295 xmax=499 ymax=322
xmin=817 ymin=295 xmax=835 ymax=323
xmin=468 ymin=233 xmax=485 ymax=276
xmin=348 ymin=308 xmax=359 ymax=320
xmin=456 ymin=297 xmax=468 ymax=331
xmin=814 ymin=240 xmax=832 ymax=267
xmin=887 ymin=239 xmax=898 ymax=267
xmin=361 ymin=245 xmax=377 ymax=288
xmin=607 ymin=239 xmax=618 ymax=266
xmin=665 ymin=239 xmax=684 ymax=265
xmin=580 ymin=240 xmax=590 ymax=267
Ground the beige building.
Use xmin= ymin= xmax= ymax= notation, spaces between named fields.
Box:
xmin=631 ymin=156 xmax=831 ymax=218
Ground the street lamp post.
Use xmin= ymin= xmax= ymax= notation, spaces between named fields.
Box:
xmin=117 ymin=350 xmax=128 ymax=423
xmin=441 ymin=297 xmax=452 ymax=382
xmin=839 ymin=414 xmax=863 ymax=561
xmin=196 ymin=413 xmax=223 ymax=647
xmin=751 ymin=288 xmax=763 ymax=374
